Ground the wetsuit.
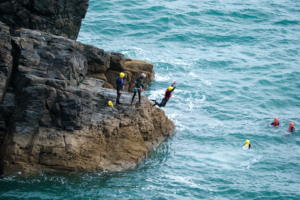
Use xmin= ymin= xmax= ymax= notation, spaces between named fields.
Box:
xmin=243 ymin=144 xmax=251 ymax=149
xmin=116 ymin=77 xmax=124 ymax=104
xmin=289 ymin=126 xmax=295 ymax=132
xmin=131 ymin=76 xmax=144 ymax=104
xmin=270 ymin=121 xmax=279 ymax=126
xmin=152 ymin=83 xmax=176 ymax=107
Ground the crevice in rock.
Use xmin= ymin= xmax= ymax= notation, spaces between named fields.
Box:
xmin=10 ymin=37 xmax=21 ymax=90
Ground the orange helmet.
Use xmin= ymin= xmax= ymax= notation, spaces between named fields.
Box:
xmin=274 ymin=117 xmax=278 ymax=121
xmin=289 ymin=122 xmax=294 ymax=126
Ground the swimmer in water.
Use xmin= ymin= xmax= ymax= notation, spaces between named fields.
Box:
xmin=243 ymin=140 xmax=251 ymax=149
xmin=289 ymin=122 xmax=295 ymax=132
xmin=269 ymin=117 xmax=279 ymax=127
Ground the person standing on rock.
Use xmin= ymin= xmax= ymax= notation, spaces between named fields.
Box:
xmin=151 ymin=81 xmax=177 ymax=107
xmin=131 ymin=73 xmax=146 ymax=105
xmin=116 ymin=72 xmax=125 ymax=105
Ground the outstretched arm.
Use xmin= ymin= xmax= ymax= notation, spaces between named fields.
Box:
xmin=171 ymin=84 xmax=178 ymax=92
xmin=171 ymin=81 xmax=176 ymax=87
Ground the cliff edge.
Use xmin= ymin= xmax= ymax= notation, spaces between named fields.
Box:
xmin=0 ymin=1 xmax=175 ymax=175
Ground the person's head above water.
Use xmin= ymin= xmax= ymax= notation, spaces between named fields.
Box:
xmin=141 ymin=73 xmax=146 ymax=78
xmin=245 ymin=140 xmax=250 ymax=145
xmin=289 ymin=122 xmax=294 ymax=127
xmin=274 ymin=117 xmax=278 ymax=121
xmin=168 ymin=87 xmax=173 ymax=91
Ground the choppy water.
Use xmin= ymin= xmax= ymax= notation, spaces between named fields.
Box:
xmin=1 ymin=0 xmax=300 ymax=199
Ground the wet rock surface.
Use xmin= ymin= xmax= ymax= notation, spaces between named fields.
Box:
xmin=0 ymin=22 xmax=175 ymax=175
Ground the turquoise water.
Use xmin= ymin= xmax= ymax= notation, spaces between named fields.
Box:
xmin=1 ymin=0 xmax=300 ymax=199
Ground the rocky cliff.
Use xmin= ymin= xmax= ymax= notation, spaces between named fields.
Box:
xmin=0 ymin=0 xmax=89 ymax=40
xmin=0 ymin=1 xmax=175 ymax=175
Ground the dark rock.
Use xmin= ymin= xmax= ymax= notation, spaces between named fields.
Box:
xmin=110 ymin=52 xmax=126 ymax=71
xmin=83 ymin=44 xmax=110 ymax=73
xmin=12 ymin=27 xmax=88 ymax=92
xmin=0 ymin=0 xmax=89 ymax=40
xmin=0 ymin=22 xmax=13 ymax=103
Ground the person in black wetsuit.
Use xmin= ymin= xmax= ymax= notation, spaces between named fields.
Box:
xmin=116 ymin=72 xmax=125 ymax=105
xmin=131 ymin=73 xmax=146 ymax=105
xmin=151 ymin=81 xmax=178 ymax=107
xmin=269 ymin=117 xmax=279 ymax=127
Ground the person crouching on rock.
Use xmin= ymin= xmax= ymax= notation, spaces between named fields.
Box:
xmin=116 ymin=72 xmax=125 ymax=105
xmin=269 ymin=117 xmax=279 ymax=127
xmin=151 ymin=81 xmax=177 ymax=107
xmin=289 ymin=122 xmax=295 ymax=132
xmin=131 ymin=73 xmax=146 ymax=105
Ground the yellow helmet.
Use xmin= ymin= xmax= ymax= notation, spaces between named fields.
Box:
xmin=120 ymin=72 xmax=125 ymax=78
xmin=245 ymin=140 xmax=250 ymax=145
xmin=108 ymin=101 xmax=113 ymax=107
xmin=168 ymin=87 xmax=173 ymax=91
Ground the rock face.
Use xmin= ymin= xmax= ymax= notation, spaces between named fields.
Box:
xmin=0 ymin=22 xmax=13 ymax=103
xmin=0 ymin=24 xmax=175 ymax=175
xmin=0 ymin=0 xmax=89 ymax=40
xmin=86 ymin=51 xmax=155 ymax=92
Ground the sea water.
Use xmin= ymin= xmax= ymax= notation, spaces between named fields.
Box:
xmin=1 ymin=0 xmax=300 ymax=199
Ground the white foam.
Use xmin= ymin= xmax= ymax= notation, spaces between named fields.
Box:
xmin=201 ymin=78 xmax=212 ymax=86
xmin=155 ymin=74 xmax=171 ymax=82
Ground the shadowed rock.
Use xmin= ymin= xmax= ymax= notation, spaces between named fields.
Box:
xmin=0 ymin=0 xmax=89 ymax=40
xmin=0 ymin=22 xmax=13 ymax=103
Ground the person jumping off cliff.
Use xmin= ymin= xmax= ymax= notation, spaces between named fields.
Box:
xmin=116 ymin=72 xmax=125 ymax=105
xmin=131 ymin=73 xmax=146 ymax=105
xmin=151 ymin=81 xmax=178 ymax=107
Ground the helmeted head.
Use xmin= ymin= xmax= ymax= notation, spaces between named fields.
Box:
xmin=274 ymin=117 xmax=278 ymax=121
xmin=108 ymin=101 xmax=113 ymax=107
xmin=289 ymin=122 xmax=294 ymax=127
xmin=141 ymin=73 xmax=146 ymax=78
xmin=245 ymin=140 xmax=250 ymax=145
xmin=120 ymin=72 xmax=125 ymax=78
xmin=168 ymin=87 xmax=173 ymax=91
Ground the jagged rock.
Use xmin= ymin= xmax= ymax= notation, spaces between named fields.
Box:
xmin=86 ymin=72 xmax=107 ymax=81
xmin=0 ymin=0 xmax=89 ymax=40
xmin=125 ymin=59 xmax=155 ymax=92
xmin=110 ymin=52 xmax=126 ymax=71
xmin=84 ymin=44 xmax=110 ymax=73
xmin=0 ymin=22 xmax=13 ymax=103
xmin=126 ymin=59 xmax=154 ymax=74
xmin=0 ymin=28 xmax=175 ymax=175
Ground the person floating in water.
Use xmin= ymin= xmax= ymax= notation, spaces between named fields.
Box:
xmin=269 ymin=117 xmax=279 ymax=127
xmin=151 ymin=81 xmax=178 ymax=107
xmin=289 ymin=122 xmax=295 ymax=132
xmin=116 ymin=72 xmax=125 ymax=105
xmin=131 ymin=73 xmax=146 ymax=105
xmin=243 ymin=140 xmax=251 ymax=149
